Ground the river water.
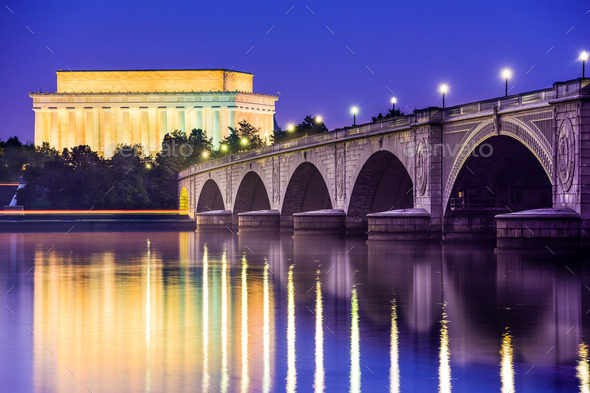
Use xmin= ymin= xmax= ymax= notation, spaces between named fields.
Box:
xmin=0 ymin=231 xmax=588 ymax=392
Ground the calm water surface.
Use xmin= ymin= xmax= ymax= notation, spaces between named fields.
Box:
xmin=0 ymin=231 xmax=589 ymax=392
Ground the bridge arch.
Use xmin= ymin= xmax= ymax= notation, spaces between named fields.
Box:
xmin=281 ymin=162 xmax=333 ymax=227
xmin=196 ymin=178 xmax=225 ymax=212
xmin=443 ymin=118 xmax=554 ymax=216
xmin=347 ymin=150 xmax=413 ymax=233
xmin=233 ymin=171 xmax=271 ymax=214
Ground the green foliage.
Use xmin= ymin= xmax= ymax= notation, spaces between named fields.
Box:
xmin=0 ymin=136 xmax=35 ymax=182
xmin=221 ymin=120 xmax=265 ymax=154
xmin=271 ymin=115 xmax=327 ymax=144
xmin=7 ymin=120 xmax=265 ymax=209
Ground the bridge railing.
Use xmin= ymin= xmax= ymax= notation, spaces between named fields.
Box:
xmin=442 ymin=87 xmax=555 ymax=120
xmin=180 ymin=80 xmax=583 ymax=178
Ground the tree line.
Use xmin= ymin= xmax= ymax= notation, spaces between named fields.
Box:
xmin=0 ymin=111 xmax=390 ymax=209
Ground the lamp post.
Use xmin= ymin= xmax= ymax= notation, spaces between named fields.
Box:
xmin=287 ymin=123 xmax=295 ymax=132
xmin=391 ymin=97 xmax=397 ymax=112
xmin=439 ymin=84 xmax=448 ymax=108
xmin=315 ymin=116 xmax=322 ymax=123
xmin=502 ymin=68 xmax=512 ymax=96
xmin=351 ymin=106 xmax=358 ymax=126
xmin=580 ymin=51 xmax=589 ymax=78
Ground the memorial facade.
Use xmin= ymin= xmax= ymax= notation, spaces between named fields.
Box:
xmin=30 ymin=69 xmax=278 ymax=156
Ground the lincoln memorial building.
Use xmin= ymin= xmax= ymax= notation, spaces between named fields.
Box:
xmin=30 ymin=69 xmax=278 ymax=156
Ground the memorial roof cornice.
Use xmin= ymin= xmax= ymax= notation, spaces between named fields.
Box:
xmin=29 ymin=90 xmax=278 ymax=99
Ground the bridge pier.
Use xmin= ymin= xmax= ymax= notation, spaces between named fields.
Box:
xmin=178 ymin=77 xmax=590 ymax=247
xmin=195 ymin=210 xmax=233 ymax=231
xmin=366 ymin=208 xmax=431 ymax=241
xmin=292 ymin=209 xmax=346 ymax=237
xmin=238 ymin=210 xmax=280 ymax=233
xmin=495 ymin=208 xmax=580 ymax=248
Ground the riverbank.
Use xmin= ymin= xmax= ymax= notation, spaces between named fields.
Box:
xmin=0 ymin=210 xmax=195 ymax=232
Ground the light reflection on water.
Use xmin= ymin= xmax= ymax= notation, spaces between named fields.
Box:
xmin=439 ymin=303 xmax=451 ymax=393
xmin=0 ymin=232 xmax=589 ymax=392
xmin=500 ymin=329 xmax=514 ymax=393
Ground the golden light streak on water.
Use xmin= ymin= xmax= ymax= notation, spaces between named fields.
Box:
xmin=577 ymin=342 xmax=590 ymax=393
xmin=286 ymin=264 xmax=297 ymax=393
xmin=500 ymin=329 xmax=514 ymax=393
xmin=350 ymin=286 xmax=361 ymax=393
xmin=390 ymin=298 xmax=400 ymax=393
xmin=221 ymin=251 xmax=229 ymax=393
xmin=241 ymin=255 xmax=249 ymax=393
xmin=439 ymin=303 xmax=451 ymax=393
xmin=314 ymin=269 xmax=325 ymax=393
xmin=263 ymin=261 xmax=271 ymax=393
xmin=145 ymin=239 xmax=151 ymax=392
xmin=202 ymin=245 xmax=209 ymax=393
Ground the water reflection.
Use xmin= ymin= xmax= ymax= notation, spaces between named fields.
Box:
xmin=500 ymin=329 xmax=514 ymax=393
xmin=202 ymin=245 xmax=210 ymax=393
xmin=263 ymin=261 xmax=271 ymax=393
xmin=439 ymin=303 xmax=451 ymax=393
xmin=286 ymin=264 xmax=296 ymax=393
xmin=241 ymin=255 xmax=249 ymax=393
xmin=221 ymin=251 xmax=229 ymax=393
xmin=145 ymin=239 xmax=151 ymax=392
xmin=314 ymin=270 xmax=325 ymax=393
xmin=390 ymin=299 xmax=400 ymax=393
xmin=578 ymin=342 xmax=590 ymax=393
xmin=350 ymin=286 xmax=361 ymax=393
xmin=0 ymin=232 xmax=585 ymax=392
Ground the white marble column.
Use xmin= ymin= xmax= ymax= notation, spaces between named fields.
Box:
xmin=205 ymin=107 xmax=213 ymax=142
xmin=59 ymin=109 xmax=68 ymax=151
xmin=176 ymin=106 xmax=185 ymax=133
xmin=121 ymin=107 xmax=131 ymax=146
xmin=114 ymin=107 xmax=123 ymax=148
xmin=131 ymin=108 xmax=140 ymax=146
xmin=101 ymin=107 xmax=113 ymax=156
xmin=49 ymin=108 xmax=59 ymax=149
xmin=148 ymin=107 xmax=158 ymax=154
xmin=228 ymin=105 xmax=237 ymax=133
xmin=93 ymin=107 xmax=100 ymax=152
xmin=67 ymin=108 xmax=76 ymax=149
xmin=140 ymin=107 xmax=149 ymax=153
xmin=76 ymin=108 xmax=86 ymax=146
xmin=33 ymin=108 xmax=43 ymax=146
xmin=158 ymin=107 xmax=167 ymax=145
xmin=194 ymin=106 xmax=203 ymax=131
xmin=212 ymin=106 xmax=220 ymax=147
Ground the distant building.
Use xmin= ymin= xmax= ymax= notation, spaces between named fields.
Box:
xmin=30 ymin=69 xmax=278 ymax=156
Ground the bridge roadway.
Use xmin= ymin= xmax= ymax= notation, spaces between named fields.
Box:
xmin=178 ymin=77 xmax=590 ymax=246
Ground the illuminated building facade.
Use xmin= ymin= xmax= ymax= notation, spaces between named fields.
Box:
xmin=30 ymin=69 xmax=278 ymax=156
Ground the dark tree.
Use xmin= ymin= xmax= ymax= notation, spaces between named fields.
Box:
xmin=222 ymin=120 xmax=265 ymax=154
xmin=271 ymin=115 xmax=327 ymax=144
xmin=371 ymin=108 xmax=405 ymax=122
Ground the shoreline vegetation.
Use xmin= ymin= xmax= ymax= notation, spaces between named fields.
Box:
xmin=0 ymin=116 xmax=332 ymax=210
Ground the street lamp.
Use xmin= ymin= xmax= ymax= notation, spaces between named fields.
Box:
xmin=202 ymin=151 xmax=209 ymax=158
xmin=287 ymin=123 xmax=295 ymax=132
xmin=580 ymin=51 xmax=589 ymax=78
xmin=315 ymin=115 xmax=322 ymax=123
xmin=241 ymin=138 xmax=248 ymax=145
xmin=502 ymin=68 xmax=512 ymax=96
xmin=391 ymin=97 xmax=397 ymax=112
xmin=221 ymin=144 xmax=228 ymax=152
xmin=351 ymin=106 xmax=358 ymax=126
xmin=439 ymin=84 xmax=448 ymax=108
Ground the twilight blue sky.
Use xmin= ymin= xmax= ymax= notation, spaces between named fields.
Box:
xmin=0 ymin=0 xmax=588 ymax=142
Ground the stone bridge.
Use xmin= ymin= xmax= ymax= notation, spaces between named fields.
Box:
xmin=178 ymin=78 xmax=590 ymax=245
